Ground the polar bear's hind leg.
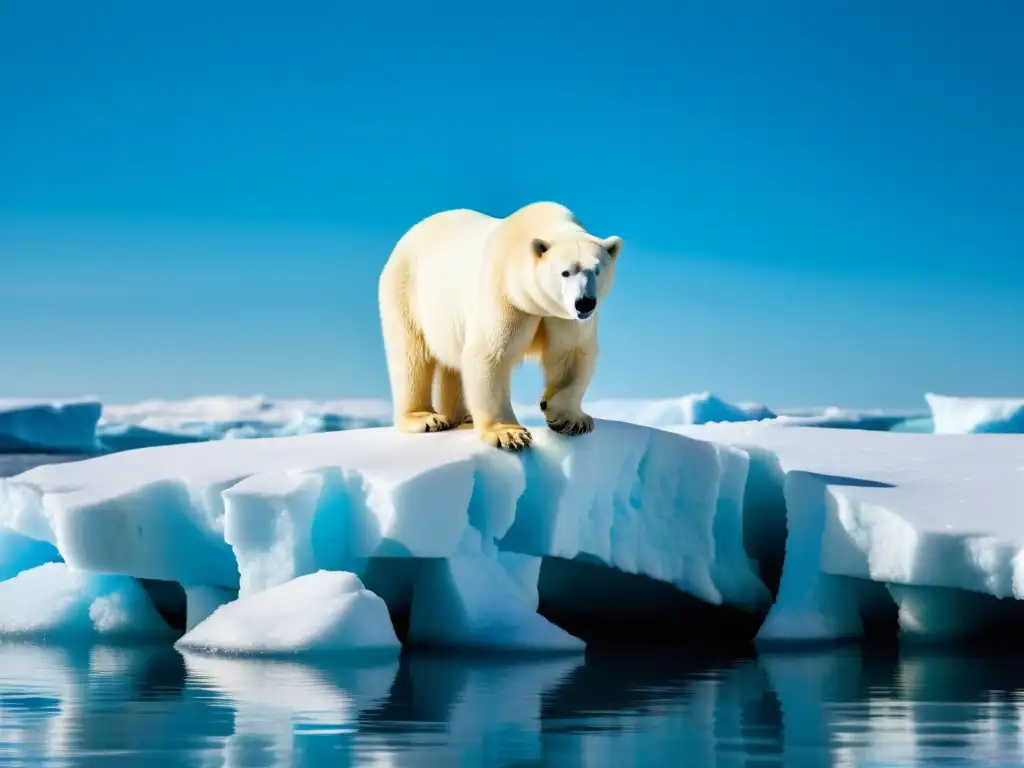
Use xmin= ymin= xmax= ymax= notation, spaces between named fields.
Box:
xmin=436 ymin=367 xmax=471 ymax=426
xmin=379 ymin=267 xmax=454 ymax=434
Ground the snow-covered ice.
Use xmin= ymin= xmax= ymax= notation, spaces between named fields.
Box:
xmin=0 ymin=418 xmax=765 ymax=651
xmin=673 ymin=421 xmax=1024 ymax=643
xmin=177 ymin=570 xmax=401 ymax=657
xmin=0 ymin=399 xmax=101 ymax=454
xmin=926 ymin=393 xmax=1024 ymax=434
xmin=0 ymin=562 xmax=178 ymax=641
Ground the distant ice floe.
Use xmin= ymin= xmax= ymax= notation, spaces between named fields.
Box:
xmin=771 ymin=406 xmax=929 ymax=432
xmin=925 ymin=393 xmax=1024 ymax=434
xmin=562 ymin=392 xmax=775 ymax=427
xmin=0 ymin=399 xmax=101 ymax=454
xmin=13 ymin=390 xmax=1009 ymax=458
xmin=97 ymin=395 xmax=394 ymax=451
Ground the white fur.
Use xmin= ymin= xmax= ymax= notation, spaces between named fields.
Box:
xmin=378 ymin=202 xmax=623 ymax=451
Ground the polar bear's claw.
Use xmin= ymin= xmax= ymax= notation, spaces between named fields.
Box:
xmin=397 ymin=412 xmax=454 ymax=434
xmin=546 ymin=412 xmax=594 ymax=437
xmin=483 ymin=424 xmax=533 ymax=452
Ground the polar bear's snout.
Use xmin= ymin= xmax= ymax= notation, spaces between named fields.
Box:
xmin=574 ymin=296 xmax=597 ymax=318
xmin=561 ymin=268 xmax=599 ymax=320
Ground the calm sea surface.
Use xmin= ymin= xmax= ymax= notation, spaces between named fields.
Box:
xmin=2 ymin=643 xmax=1024 ymax=767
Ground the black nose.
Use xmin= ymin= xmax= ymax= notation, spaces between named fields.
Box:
xmin=574 ymin=297 xmax=596 ymax=314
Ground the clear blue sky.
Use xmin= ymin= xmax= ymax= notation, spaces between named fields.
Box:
xmin=1 ymin=1 xmax=1021 ymax=409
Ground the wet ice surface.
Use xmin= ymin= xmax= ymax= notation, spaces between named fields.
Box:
xmin=4 ymin=642 xmax=1024 ymax=767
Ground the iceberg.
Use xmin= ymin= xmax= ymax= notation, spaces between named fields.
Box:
xmin=0 ymin=419 xmax=767 ymax=651
xmin=673 ymin=422 xmax=1024 ymax=644
xmin=0 ymin=399 xmax=101 ymax=454
xmin=926 ymin=393 xmax=1024 ymax=434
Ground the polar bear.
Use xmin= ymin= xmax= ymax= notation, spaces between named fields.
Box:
xmin=378 ymin=201 xmax=622 ymax=451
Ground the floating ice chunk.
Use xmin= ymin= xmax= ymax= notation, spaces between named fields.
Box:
xmin=926 ymin=393 xmax=1024 ymax=434
xmin=0 ymin=528 xmax=61 ymax=582
xmin=408 ymin=531 xmax=584 ymax=652
xmin=177 ymin=570 xmax=401 ymax=657
xmin=0 ymin=399 xmax=101 ymax=454
xmin=0 ymin=563 xmax=176 ymax=641
xmin=673 ymin=422 xmax=1024 ymax=643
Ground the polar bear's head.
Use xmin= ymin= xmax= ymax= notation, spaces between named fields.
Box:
xmin=531 ymin=234 xmax=623 ymax=322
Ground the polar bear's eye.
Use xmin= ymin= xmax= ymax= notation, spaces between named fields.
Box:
xmin=561 ymin=270 xmax=570 ymax=278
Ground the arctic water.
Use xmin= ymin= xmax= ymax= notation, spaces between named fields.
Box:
xmin=4 ymin=642 xmax=1024 ymax=767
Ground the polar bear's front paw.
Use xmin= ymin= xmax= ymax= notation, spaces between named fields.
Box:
xmin=481 ymin=423 xmax=533 ymax=452
xmin=396 ymin=411 xmax=454 ymax=434
xmin=544 ymin=409 xmax=594 ymax=437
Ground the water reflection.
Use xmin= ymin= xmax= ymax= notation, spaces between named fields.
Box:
xmin=5 ymin=643 xmax=1024 ymax=766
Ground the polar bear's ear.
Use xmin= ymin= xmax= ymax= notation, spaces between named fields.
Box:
xmin=602 ymin=236 xmax=623 ymax=260
xmin=531 ymin=238 xmax=550 ymax=258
